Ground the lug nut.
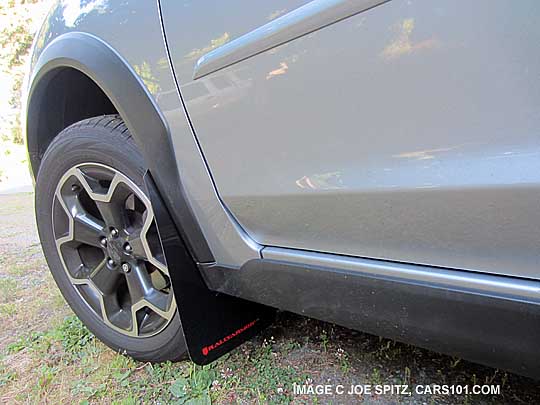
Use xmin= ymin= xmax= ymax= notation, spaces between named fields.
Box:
xmin=110 ymin=228 xmax=119 ymax=238
xmin=100 ymin=237 xmax=107 ymax=247
xmin=71 ymin=184 xmax=80 ymax=193
xmin=123 ymin=242 xmax=133 ymax=254
xmin=107 ymin=258 xmax=116 ymax=268
xmin=121 ymin=263 xmax=131 ymax=273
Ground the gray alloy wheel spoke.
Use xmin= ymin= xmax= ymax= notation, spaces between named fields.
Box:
xmin=95 ymin=200 xmax=127 ymax=231
xmin=90 ymin=260 xmax=122 ymax=295
xmin=125 ymin=231 xmax=148 ymax=260
xmin=81 ymin=172 xmax=130 ymax=230
xmin=143 ymin=289 xmax=171 ymax=314
xmin=126 ymin=262 xmax=175 ymax=328
xmin=55 ymin=185 xmax=105 ymax=249
xmin=72 ymin=213 xmax=106 ymax=248
xmin=129 ymin=210 xmax=169 ymax=277
xmin=125 ymin=262 xmax=154 ymax=303
xmin=53 ymin=163 xmax=177 ymax=338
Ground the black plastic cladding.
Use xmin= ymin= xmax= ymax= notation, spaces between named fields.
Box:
xmin=26 ymin=32 xmax=213 ymax=263
xmin=200 ymin=259 xmax=540 ymax=379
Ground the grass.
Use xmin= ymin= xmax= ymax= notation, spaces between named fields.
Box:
xmin=1 ymin=318 xmax=313 ymax=404
xmin=1 ymin=315 xmax=307 ymax=403
xmin=0 ymin=278 xmax=18 ymax=302
xmin=1 ymin=192 xmax=540 ymax=404
xmin=1 ymin=299 xmax=538 ymax=404
xmin=3 ymin=308 xmax=527 ymax=404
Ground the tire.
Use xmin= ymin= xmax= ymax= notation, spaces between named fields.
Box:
xmin=35 ymin=114 xmax=187 ymax=362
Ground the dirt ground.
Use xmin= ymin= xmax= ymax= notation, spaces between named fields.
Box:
xmin=0 ymin=192 xmax=538 ymax=404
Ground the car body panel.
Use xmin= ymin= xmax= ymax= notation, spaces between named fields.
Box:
xmin=192 ymin=0 xmax=389 ymax=79
xmin=27 ymin=0 xmax=261 ymax=267
xmin=161 ymin=0 xmax=540 ymax=279
xmin=25 ymin=0 xmax=540 ymax=377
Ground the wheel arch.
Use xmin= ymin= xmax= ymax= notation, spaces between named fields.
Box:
xmin=27 ymin=31 xmax=214 ymax=262
xmin=26 ymin=66 xmax=118 ymax=177
xmin=26 ymin=32 xmax=163 ymax=178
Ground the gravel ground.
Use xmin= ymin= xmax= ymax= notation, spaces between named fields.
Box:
xmin=0 ymin=192 xmax=539 ymax=404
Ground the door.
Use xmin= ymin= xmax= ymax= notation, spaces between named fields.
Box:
xmin=160 ymin=0 xmax=540 ymax=279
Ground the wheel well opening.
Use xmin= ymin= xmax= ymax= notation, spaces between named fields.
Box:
xmin=27 ymin=67 xmax=118 ymax=177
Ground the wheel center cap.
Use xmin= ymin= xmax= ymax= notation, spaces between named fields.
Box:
xmin=107 ymin=239 xmax=124 ymax=263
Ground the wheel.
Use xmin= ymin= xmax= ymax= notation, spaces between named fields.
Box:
xmin=35 ymin=115 xmax=187 ymax=362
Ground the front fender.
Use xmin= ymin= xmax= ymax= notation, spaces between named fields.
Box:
xmin=27 ymin=31 xmax=214 ymax=263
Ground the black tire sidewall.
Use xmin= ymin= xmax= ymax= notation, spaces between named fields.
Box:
xmin=35 ymin=118 xmax=186 ymax=362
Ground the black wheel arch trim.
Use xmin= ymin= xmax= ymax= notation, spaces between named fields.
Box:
xmin=27 ymin=31 xmax=213 ymax=263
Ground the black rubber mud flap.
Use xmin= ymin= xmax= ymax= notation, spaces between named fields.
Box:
xmin=144 ymin=172 xmax=275 ymax=365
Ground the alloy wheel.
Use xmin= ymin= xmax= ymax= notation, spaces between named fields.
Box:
xmin=52 ymin=163 xmax=176 ymax=337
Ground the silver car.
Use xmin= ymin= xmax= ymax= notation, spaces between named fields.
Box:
xmin=25 ymin=0 xmax=540 ymax=377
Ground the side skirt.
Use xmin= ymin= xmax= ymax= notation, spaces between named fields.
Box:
xmin=200 ymin=247 xmax=540 ymax=378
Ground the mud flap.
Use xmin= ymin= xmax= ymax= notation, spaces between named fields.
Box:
xmin=144 ymin=172 xmax=275 ymax=365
